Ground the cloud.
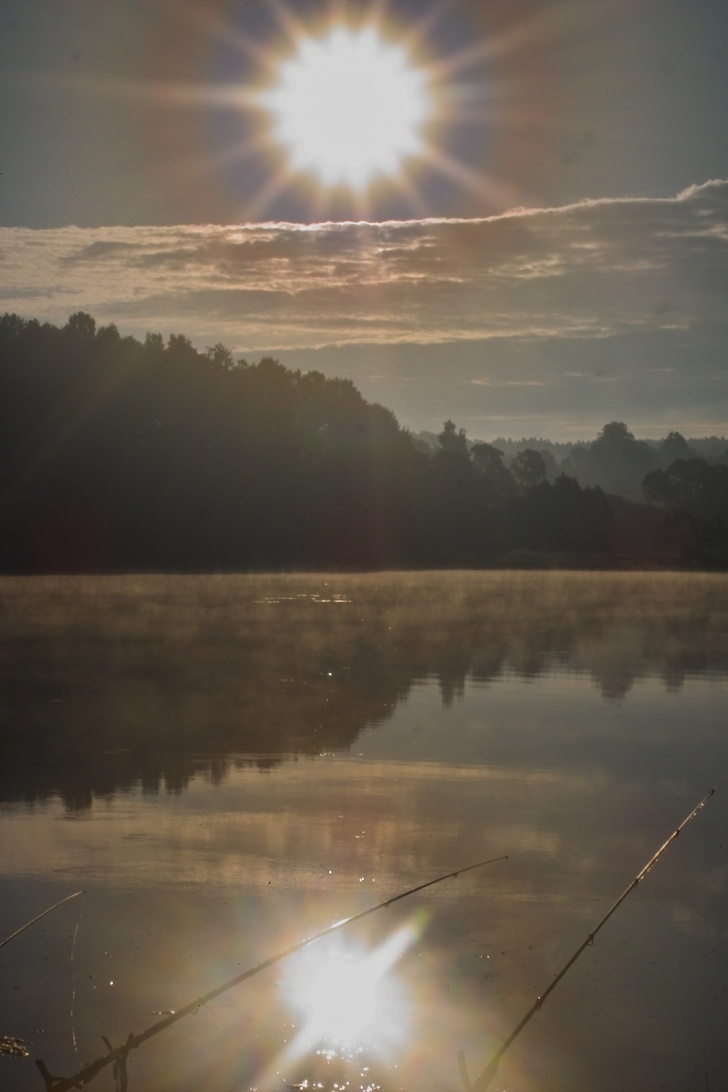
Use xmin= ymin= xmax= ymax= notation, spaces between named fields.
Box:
xmin=2 ymin=181 xmax=726 ymax=349
xmin=1 ymin=181 xmax=727 ymax=436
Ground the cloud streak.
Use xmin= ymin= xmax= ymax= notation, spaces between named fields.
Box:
xmin=1 ymin=180 xmax=726 ymax=350
xmin=1 ymin=181 xmax=727 ymax=436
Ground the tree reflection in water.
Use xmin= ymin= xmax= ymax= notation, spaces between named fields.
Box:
xmin=1 ymin=571 xmax=727 ymax=808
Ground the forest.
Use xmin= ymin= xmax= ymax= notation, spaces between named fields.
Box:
xmin=1 ymin=311 xmax=727 ymax=572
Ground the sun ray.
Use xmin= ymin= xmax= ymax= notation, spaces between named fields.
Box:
xmin=243 ymin=162 xmax=298 ymax=222
xmin=267 ymin=0 xmax=311 ymax=49
xmin=389 ymin=169 xmax=433 ymax=220
xmin=428 ymin=37 xmax=494 ymax=83
xmin=51 ymin=71 xmax=261 ymax=112
xmin=426 ymin=147 xmax=523 ymax=209
xmin=158 ymin=0 xmax=265 ymax=66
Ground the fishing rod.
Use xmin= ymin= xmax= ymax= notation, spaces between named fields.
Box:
xmin=458 ymin=776 xmax=725 ymax=1092
xmin=36 ymin=854 xmax=508 ymax=1092
xmin=0 ymin=891 xmax=84 ymax=953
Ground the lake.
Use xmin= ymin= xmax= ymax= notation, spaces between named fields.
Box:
xmin=1 ymin=571 xmax=727 ymax=1092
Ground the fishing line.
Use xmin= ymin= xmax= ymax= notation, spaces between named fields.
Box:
xmin=69 ymin=910 xmax=83 ymax=1056
xmin=461 ymin=774 xmax=727 ymax=1092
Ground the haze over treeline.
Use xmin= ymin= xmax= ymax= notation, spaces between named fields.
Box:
xmin=2 ymin=312 xmax=727 ymax=572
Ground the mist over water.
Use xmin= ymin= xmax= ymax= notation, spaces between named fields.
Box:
xmin=1 ymin=572 xmax=727 ymax=1091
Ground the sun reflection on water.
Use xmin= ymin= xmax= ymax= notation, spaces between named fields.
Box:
xmin=257 ymin=917 xmax=423 ymax=1090
xmin=285 ymin=921 xmax=418 ymax=1051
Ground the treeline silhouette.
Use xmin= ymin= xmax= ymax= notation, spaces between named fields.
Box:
xmin=1 ymin=312 xmax=726 ymax=570
xmin=482 ymin=425 xmax=728 ymax=500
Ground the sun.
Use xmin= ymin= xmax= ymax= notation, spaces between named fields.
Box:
xmin=104 ymin=1 xmax=524 ymax=219
xmin=261 ymin=24 xmax=432 ymax=191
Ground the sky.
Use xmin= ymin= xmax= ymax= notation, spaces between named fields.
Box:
xmin=1 ymin=0 xmax=727 ymax=440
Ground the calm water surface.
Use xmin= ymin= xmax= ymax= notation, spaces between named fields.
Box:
xmin=1 ymin=572 xmax=727 ymax=1092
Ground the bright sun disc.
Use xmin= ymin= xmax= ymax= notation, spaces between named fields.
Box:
xmin=263 ymin=25 xmax=431 ymax=189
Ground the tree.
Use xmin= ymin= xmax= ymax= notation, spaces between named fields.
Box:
xmin=471 ymin=442 xmax=513 ymax=499
xmin=598 ymin=421 xmax=634 ymax=447
xmin=562 ymin=421 xmax=656 ymax=501
xmin=471 ymin=442 xmax=503 ymax=476
xmin=96 ymin=323 xmax=121 ymax=347
xmin=438 ymin=419 xmax=468 ymax=457
xmin=656 ymin=431 xmax=696 ymax=469
xmin=537 ymin=448 xmax=559 ymax=482
xmin=643 ymin=458 xmax=728 ymax=565
xmin=144 ymin=331 xmax=165 ymax=355
xmin=205 ymin=342 xmax=235 ymax=370
xmin=64 ymin=311 xmax=96 ymax=340
xmin=167 ymin=333 xmax=199 ymax=364
xmin=643 ymin=458 xmax=728 ymax=523
xmin=511 ymin=448 xmax=547 ymax=490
